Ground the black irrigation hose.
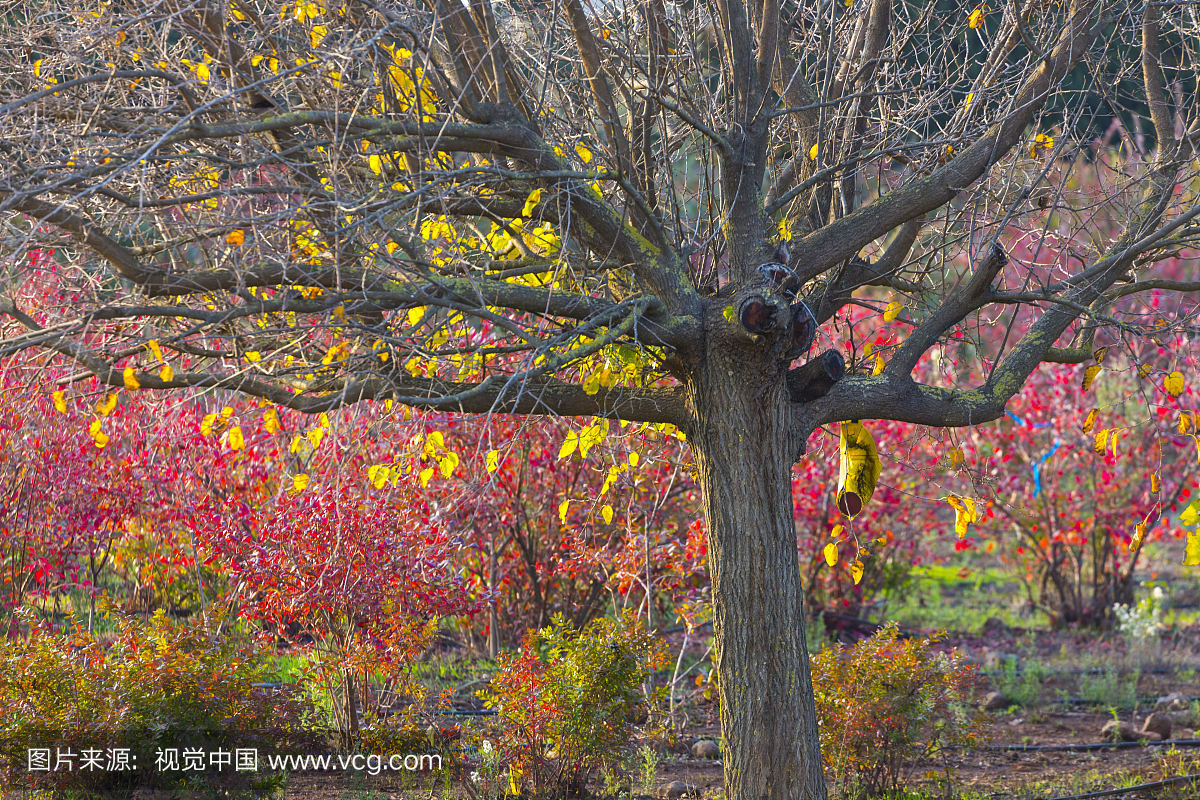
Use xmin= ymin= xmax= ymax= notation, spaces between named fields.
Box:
xmin=991 ymin=667 xmax=1189 ymax=677
xmin=1047 ymin=696 xmax=1200 ymax=707
xmin=1043 ymin=773 xmax=1200 ymax=800
xmin=981 ymin=739 xmax=1200 ymax=752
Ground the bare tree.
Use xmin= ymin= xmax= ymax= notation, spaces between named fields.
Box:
xmin=3 ymin=0 xmax=1199 ymax=795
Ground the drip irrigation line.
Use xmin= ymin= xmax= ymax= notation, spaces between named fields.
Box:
xmin=1053 ymin=695 xmax=1200 ymax=706
xmin=1043 ymin=773 xmax=1200 ymax=800
xmin=981 ymin=739 xmax=1200 ymax=752
xmin=989 ymin=667 xmax=1186 ymax=677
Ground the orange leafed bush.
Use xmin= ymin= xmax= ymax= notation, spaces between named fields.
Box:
xmin=811 ymin=623 xmax=983 ymax=798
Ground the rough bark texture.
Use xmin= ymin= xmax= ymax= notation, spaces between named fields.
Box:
xmin=3 ymin=2 xmax=1197 ymax=797
xmin=686 ymin=326 xmax=825 ymax=800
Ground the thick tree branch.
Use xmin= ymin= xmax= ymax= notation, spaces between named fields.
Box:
xmin=789 ymin=0 xmax=1103 ymax=279
xmin=890 ymin=243 xmax=1008 ymax=374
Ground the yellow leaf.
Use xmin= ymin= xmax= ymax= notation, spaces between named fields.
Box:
xmin=369 ymin=154 xmax=383 ymax=174
xmin=1150 ymin=474 xmax=1160 ymax=493
xmin=310 ymin=25 xmax=327 ymax=48
xmin=227 ymin=425 xmax=245 ymax=450
xmin=1181 ymin=499 xmax=1200 ymax=528
xmin=601 ymin=465 xmax=623 ymax=495
xmin=1138 ymin=363 xmax=1152 ymax=379
xmin=123 ymin=367 xmax=140 ymax=390
xmin=968 ymin=8 xmax=984 ymax=28
xmin=1093 ymin=429 xmax=1110 ymax=455
xmin=1092 ymin=346 xmax=1108 ymax=363
xmin=160 ymin=364 xmax=174 ymax=382
xmin=486 ymin=450 xmax=501 ymax=473
xmin=1082 ymin=364 xmax=1102 ymax=391
xmin=408 ymin=306 xmax=426 ymax=326
xmin=52 ymin=390 xmax=66 ymax=413
xmin=577 ymin=421 xmax=608 ymax=459
xmin=837 ymin=422 xmax=881 ymax=518
xmin=883 ymin=301 xmax=904 ymax=322
xmin=308 ymin=428 xmax=324 ymax=448
xmin=1132 ymin=521 xmax=1148 ymax=550
xmin=245 ymin=351 xmax=261 ymax=362
xmin=823 ymin=542 xmax=839 ymax=567
xmin=946 ymin=495 xmax=977 ymax=537
xmin=98 ymin=393 xmax=118 ymax=416
xmin=1030 ymin=133 xmax=1055 ymax=159
xmin=147 ymin=339 xmax=163 ymax=362
xmin=292 ymin=473 xmax=310 ymax=492
xmin=522 ymin=188 xmax=542 ymax=217
xmin=628 ymin=452 xmax=639 ymax=467
xmin=722 ymin=306 xmax=737 ymax=323
xmin=89 ymin=418 xmax=106 ymax=448
xmin=808 ymin=143 xmax=819 ymax=160
xmin=1164 ymin=371 xmax=1186 ymax=398
xmin=225 ymin=229 xmax=246 ymax=246
xmin=368 ymin=464 xmax=390 ymax=489
xmin=1082 ymin=409 xmax=1097 ymax=433
xmin=33 ymin=59 xmax=42 ymax=77
xmin=872 ymin=356 xmax=885 ymax=375
xmin=195 ymin=63 xmax=209 ymax=83
xmin=602 ymin=505 xmax=614 ymax=524
xmin=778 ymin=217 xmax=791 ymax=242
xmin=1183 ymin=531 xmax=1200 ymax=566
xmin=1179 ymin=412 xmax=1194 ymax=435
xmin=263 ymin=408 xmax=281 ymax=434
xmin=832 ymin=524 xmax=845 ymax=539
xmin=863 ymin=342 xmax=873 ymax=358
xmin=558 ymin=499 xmax=571 ymax=524
xmin=1110 ymin=429 xmax=1120 ymax=457
xmin=850 ymin=560 xmax=864 ymax=585
xmin=575 ymin=143 xmax=592 ymax=163
xmin=438 ymin=451 xmax=459 ymax=479
xmin=419 ymin=467 xmax=435 ymax=488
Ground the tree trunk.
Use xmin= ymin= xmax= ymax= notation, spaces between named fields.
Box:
xmin=686 ymin=357 xmax=827 ymax=800
xmin=342 ymin=666 xmax=360 ymax=750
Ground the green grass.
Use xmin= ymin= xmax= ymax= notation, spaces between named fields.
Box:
xmin=1078 ymin=665 xmax=1140 ymax=709
xmin=884 ymin=566 xmax=1037 ymax=633
xmin=990 ymin=658 xmax=1047 ymax=708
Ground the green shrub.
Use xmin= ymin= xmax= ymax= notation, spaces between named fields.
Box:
xmin=477 ymin=613 xmax=665 ymax=797
xmin=811 ymin=622 xmax=983 ymax=799
xmin=0 ymin=608 xmax=319 ymax=794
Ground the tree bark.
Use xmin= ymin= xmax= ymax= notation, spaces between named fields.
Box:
xmin=686 ymin=345 xmax=826 ymax=800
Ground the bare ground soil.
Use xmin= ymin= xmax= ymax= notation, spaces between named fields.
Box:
xmin=30 ymin=624 xmax=1196 ymax=800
